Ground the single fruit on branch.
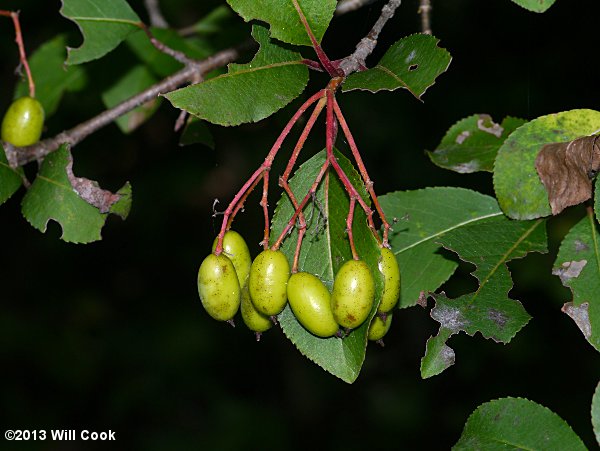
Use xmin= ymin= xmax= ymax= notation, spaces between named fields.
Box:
xmin=1 ymin=96 xmax=44 ymax=147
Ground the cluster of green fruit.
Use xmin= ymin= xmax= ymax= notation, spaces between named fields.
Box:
xmin=198 ymin=231 xmax=400 ymax=342
xmin=1 ymin=96 xmax=44 ymax=147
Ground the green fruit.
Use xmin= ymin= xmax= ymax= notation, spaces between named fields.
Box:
xmin=368 ymin=314 xmax=393 ymax=341
xmin=1 ymin=96 xmax=45 ymax=147
xmin=287 ymin=272 xmax=339 ymax=338
xmin=331 ymin=259 xmax=375 ymax=329
xmin=378 ymin=247 xmax=401 ymax=313
xmin=241 ymin=284 xmax=272 ymax=334
xmin=212 ymin=230 xmax=252 ymax=286
xmin=249 ymin=249 xmax=290 ymax=316
xmin=197 ymin=253 xmax=240 ymax=321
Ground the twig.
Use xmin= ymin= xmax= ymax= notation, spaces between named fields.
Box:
xmin=335 ymin=0 xmax=380 ymax=16
xmin=139 ymin=22 xmax=196 ymax=65
xmin=13 ymin=44 xmax=251 ymax=167
xmin=0 ymin=10 xmax=35 ymax=97
xmin=144 ymin=0 xmax=168 ymax=28
xmin=419 ymin=0 xmax=432 ymax=35
xmin=338 ymin=0 xmax=402 ymax=76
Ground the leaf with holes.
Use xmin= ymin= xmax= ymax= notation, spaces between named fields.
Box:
xmin=102 ymin=65 xmax=159 ymax=134
xmin=553 ymin=211 xmax=600 ymax=352
xmin=270 ymin=149 xmax=383 ymax=383
xmin=14 ymin=35 xmax=87 ymax=117
xmin=510 ymin=0 xmax=557 ymax=13
xmin=454 ymin=397 xmax=586 ymax=450
xmin=0 ymin=145 xmax=23 ymax=206
xmin=428 ymin=115 xmax=526 ymax=173
xmin=226 ymin=0 xmax=336 ymax=46
xmin=342 ymin=34 xmax=451 ymax=99
xmin=21 ymin=145 xmax=130 ymax=244
xmin=494 ymin=109 xmax=600 ymax=220
xmin=165 ymin=24 xmax=309 ymax=127
xmin=421 ymin=216 xmax=547 ymax=378
xmin=379 ymin=188 xmax=503 ymax=309
xmin=61 ymin=0 xmax=141 ymax=65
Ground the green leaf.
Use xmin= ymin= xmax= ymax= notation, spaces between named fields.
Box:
xmin=14 ymin=35 xmax=87 ymax=117
xmin=428 ymin=115 xmax=526 ymax=173
xmin=554 ymin=211 xmax=600 ymax=352
xmin=593 ymin=381 xmax=600 ymax=446
xmin=61 ymin=0 xmax=141 ymax=65
xmin=179 ymin=117 xmax=215 ymax=149
xmin=494 ymin=109 xmax=600 ymax=220
xmin=126 ymin=28 xmax=212 ymax=78
xmin=454 ymin=397 xmax=586 ymax=450
xmin=21 ymin=146 xmax=129 ymax=243
xmin=186 ymin=5 xmax=234 ymax=35
xmin=101 ymin=65 xmax=159 ymax=134
xmin=226 ymin=0 xmax=336 ymax=46
xmin=342 ymin=34 xmax=451 ymax=99
xmin=270 ymin=149 xmax=383 ymax=383
xmin=0 ymin=145 xmax=23 ymax=205
xmin=510 ymin=0 xmax=557 ymax=13
xmin=379 ymin=188 xmax=503 ymax=308
xmin=110 ymin=182 xmax=132 ymax=219
xmin=165 ymin=24 xmax=309 ymax=126
xmin=422 ymin=216 xmax=547 ymax=378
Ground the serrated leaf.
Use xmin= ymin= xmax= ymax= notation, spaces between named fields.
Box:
xmin=593 ymin=381 xmax=600 ymax=446
xmin=422 ymin=216 xmax=547 ymax=378
xmin=21 ymin=146 xmax=129 ymax=243
xmin=428 ymin=115 xmax=526 ymax=173
xmin=165 ymin=24 xmax=309 ymax=126
xmin=14 ymin=35 xmax=87 ymax=117
xmin=0 ymin=145 xmax=23 ymax=205
xmin=454 ymin=397 xmax=586 ymax=450
xmin=179 ymin=117 xmax=215 ymax=149
xmin=101 ymin=65 xmax=159 ymax=134
xmin=270 ymin=150 xmax=383 ymax=383
xmin=226 ymin=0 xmax=336 ymax=46
xmin=494 ymin=109 xmax=600 ymax=219
xmin=554 ymin=211 xmax=600 ymax=352
xmin=510 ymin=0 xmax=557 ymax=13
xmin=126 ymin=28 xmax=212 ymax=78
xmin=379 ymin=188 xmax=503 ymax=308
xmin=61 ymin=0 xmax=141 ymax=65
xmin=342 ymin=34 xmax=451 ymax=99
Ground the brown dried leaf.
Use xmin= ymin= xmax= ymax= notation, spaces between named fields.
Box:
xmin=65 ymin=153 xmax=120 ymax=213
xmin=535 ymin=135 xmax=600 ymax=215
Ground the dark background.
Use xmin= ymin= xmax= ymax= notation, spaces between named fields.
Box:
xmin=1 ymin=0 xmax=599 ymax=449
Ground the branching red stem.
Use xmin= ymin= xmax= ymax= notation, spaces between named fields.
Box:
xmin=1 ymin=10 xmax=35 ymax=98
xmin=278 ymin=97 xmax=327 ymax=271
xmin=272 ymin=160 xmax=330 ymax=250
xmin=260 ymin=171 xmax=270 ymax=249
xmin=291 ymin=0 xmax=341 ymax=77
xmin=346 ymin=197 xmax=359 ymax=259
xmin=333 ymin=98 xmax=390 ymax=245
xmin=214 ymin=90 xmax=326 ymax=255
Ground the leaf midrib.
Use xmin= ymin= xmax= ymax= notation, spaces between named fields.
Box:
xmin=69 ymin=16 xmax=140 ymax=26
xmin=472 ymin=219 xmax=544 ymax=300
xmin=395 ymin=211 xmax=503 ymax=255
